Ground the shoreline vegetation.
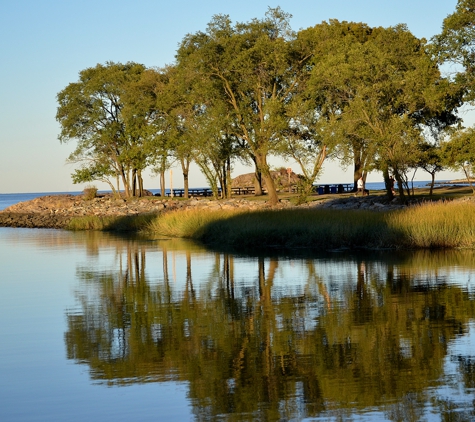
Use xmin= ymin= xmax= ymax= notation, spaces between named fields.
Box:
xmin=1 ymin=186 xmax=475 ymax=251
xmin=71 ymin=188 xmax=475 ymax=251
xmin=144 ymin=201 xmax=475 ymax=251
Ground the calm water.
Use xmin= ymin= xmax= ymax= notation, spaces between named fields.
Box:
xmin=1 ymin=226 xmax=475 ymax=421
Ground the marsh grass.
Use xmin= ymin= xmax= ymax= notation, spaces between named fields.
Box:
xmin=145 ymin=208 xmax=392 ymax=250
xmin=387 ymin=201 xmax=475 ymax=249
xmin=146 ymin=209 xmax=239 ymax=238
xmin=68 ymin=213 xmax=158 ymax=231
xmin=145 ymin=201 xmax=475 ymax=250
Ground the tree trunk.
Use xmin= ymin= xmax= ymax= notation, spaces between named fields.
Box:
xmin=226 ymin=157 xmax=232 ymax=199
xmin=183 ymin=171 xmax=189 ymax=198
xmin=220 ymin=164 xmax=226 ymax=199
xmin=382 ymin=166 xmax=393 ymax=200
xmin=181 ymin=158 xmax=190 ymax=199
xmin=120 ymin=166 xmax=130 ymax=198
xmin=462 ymin=166 xmax=475 ymax=194
xmin=253 ymin=172 xmax=263 ymax=196
xmin=352 ymin=140 xmax=370 ymax=193
xmin=353 ymin=159 xmax=364 ymax=192
xmin=255 ymin=153 xmax=278 ymax=205
xmin=251 ymin=155 xmax=263 ymax=196
xmin=160 ymin=171 xmax=166 ymax=197
xmin=429 ymin=172 xmax=435 ymax=197
xmin=137 ymin=169 xmax=144 ymax=197
xmin=394 ymin=170 xmax=406 ymax=202
xmin=131 ymin=169 xmax=137 ymax=197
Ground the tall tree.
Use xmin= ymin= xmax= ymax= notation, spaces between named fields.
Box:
xmin=176 ymin=8 xmax=311 ymax=205
xmin=56 ymin=62 xmax=149 ymax=197
xmin=280 ymin=101 xmax=329 ymax=201
xmin=417 ymin=142 xmax=445 ymax=196
xmin=442 ymin=127 xmax=475 ymax=193
xmin=298 ymin=21 xmax=379 ymax=191
xmin=122 ymin=67 xmax=169 ymax=197
xmin=305 ymin=22 xmax=459 ymax=200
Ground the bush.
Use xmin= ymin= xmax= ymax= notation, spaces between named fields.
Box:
xmin=83 ymin=185 xmax=98 ymax=200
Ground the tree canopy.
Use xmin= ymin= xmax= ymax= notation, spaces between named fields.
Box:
xmin=56 ymin=4 xmax=471 ymax=200
xmin=175 ymin=8 xmax=313 ymax=204
xmin=56 ymin=62 xmax=150 ymax=197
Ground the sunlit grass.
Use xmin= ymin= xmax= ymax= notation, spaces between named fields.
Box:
xmin=67 ymin=214 xmax=158 ymax=231
xmin=146 ymin=209 xmax=240 ymax=238
xmin=145 ymin=208 xmax=392 ymax=250
xmin=387 ymin=201 xmax=475 ymax=249
xmin=144 ymin=201 xmax=475 ymax=250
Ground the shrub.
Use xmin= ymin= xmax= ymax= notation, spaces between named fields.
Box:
xmin=83 ymin=185 xmax=98 ymax=200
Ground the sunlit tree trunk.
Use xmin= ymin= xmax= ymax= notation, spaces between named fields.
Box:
xmin=180 ymin=157 xmax=190 ymax=199
xmin=255 ymin=153 xmax=278 ymax=205
xmin=160 ymin=170 xmax=166 ymax=197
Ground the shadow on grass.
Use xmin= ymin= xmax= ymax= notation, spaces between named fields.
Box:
xmin=194 ymin=208 xmax=408 ymax=253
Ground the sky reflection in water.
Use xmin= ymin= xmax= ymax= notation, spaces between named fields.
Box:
xmin=1 ymin=227 xmax=474 ymax=421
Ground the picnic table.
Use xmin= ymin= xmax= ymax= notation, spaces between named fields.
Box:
xmin=231 ymin=186 xmax=256 ymax=195
xmin=315 ymin=183 xmax=353 ymax=194
xmin=165 ymin=186 xmax=262 ymax=197
xmin=166 ymin=188 xmax=216 ymax=197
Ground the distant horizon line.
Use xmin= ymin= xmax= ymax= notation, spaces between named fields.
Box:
xmin=2 ymin=179 xmax=466 ymax=195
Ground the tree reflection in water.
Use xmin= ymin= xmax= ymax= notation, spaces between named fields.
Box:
xmin=64 ymin=239 xmax=475 ymax=421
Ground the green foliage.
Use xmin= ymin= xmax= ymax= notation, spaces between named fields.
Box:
xmin=417 ymin=142 xmax=445 ymax=195
xmin=176 ymin=7 xmax=312 ymax=204
xmin=442 ymin=127 xmax=475 ymax=192
xmin=303 ymin=21 xmax=459 ymax=199
xmin=433 ymin=0 xmax=475 ymax=103
xmin=55 ymin=7 xmax=470 ymax=202
xmin=56 ymin=62 xmax=151 ymax=197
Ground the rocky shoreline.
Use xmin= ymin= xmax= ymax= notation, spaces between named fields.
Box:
xmin=0 ymin=192 xmax=412 ymax=229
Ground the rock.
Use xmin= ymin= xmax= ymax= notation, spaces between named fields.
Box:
xmin=232 ymin=169 xmax=302 ymax=191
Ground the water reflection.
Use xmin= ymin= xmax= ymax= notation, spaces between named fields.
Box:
xmin=64 ymin=238 xmax=475 ymax=421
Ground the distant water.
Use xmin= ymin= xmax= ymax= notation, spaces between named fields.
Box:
xmin=0 ymin=191 xmax=81 ymax=211
xmin=0 ymin=189 xmax=180 ymax=211
xmin=0 ymin=181 xmax=455 ymax=211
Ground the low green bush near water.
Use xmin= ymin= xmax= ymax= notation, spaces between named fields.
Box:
xmin=145 ymin=201 xmax=475 ymax=250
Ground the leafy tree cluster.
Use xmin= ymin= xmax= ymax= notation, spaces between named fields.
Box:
xmin=57 ymin=3 xmax=473 ymax=201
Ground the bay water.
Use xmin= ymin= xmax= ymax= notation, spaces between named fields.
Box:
xmin=1 ymin=190 xmax=475 ymax=421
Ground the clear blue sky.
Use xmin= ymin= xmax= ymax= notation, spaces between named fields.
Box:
xmin=0 ymin=0 xmax=462 ymax=193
